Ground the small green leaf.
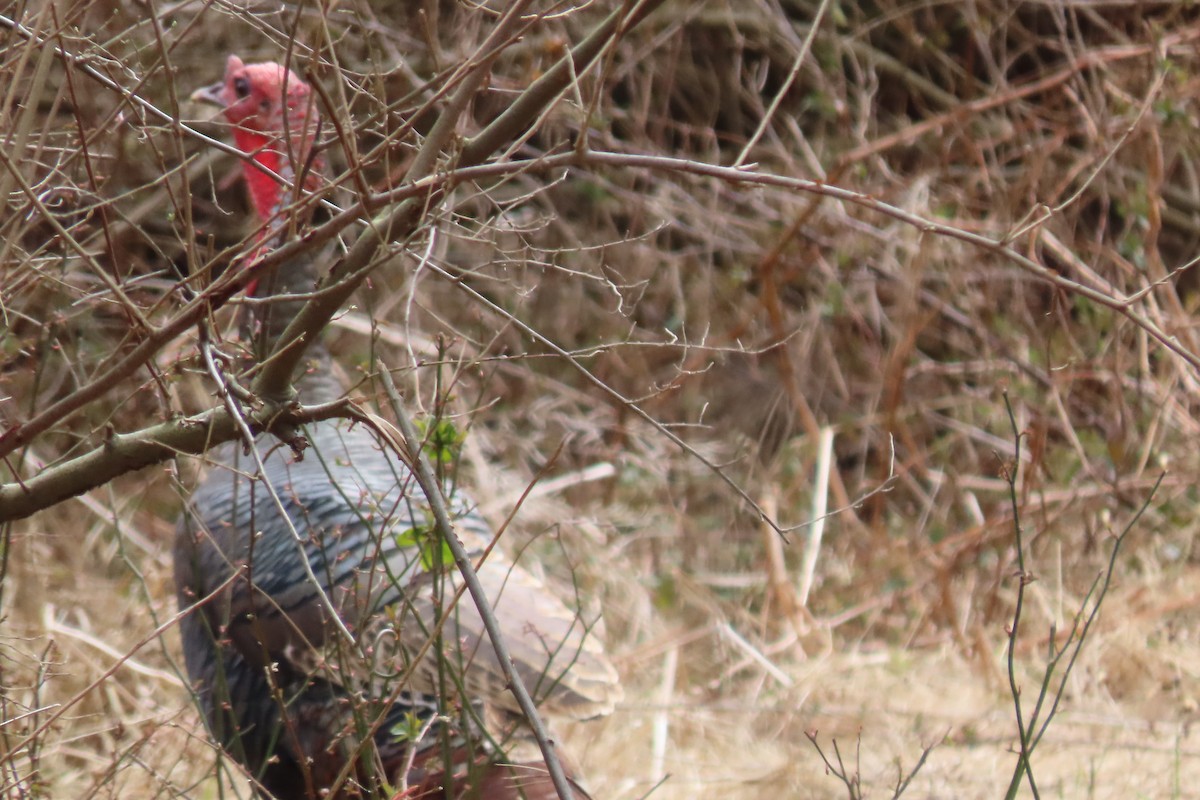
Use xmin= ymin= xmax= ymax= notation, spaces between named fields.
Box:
xmin=395 ymin=524 xmax=454 ymax=572
xmin=388 ymin=710 xmax=427 ymax=741
xmin=414 ymin=417 xmax=466 ymax=469
xmin=419 ymin=537 xmax=455 ymax=572
xmin=394 ymin=527 xmax=421 ymax=549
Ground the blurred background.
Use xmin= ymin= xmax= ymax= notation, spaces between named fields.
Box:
xmin=6 ymin=1 xmax=1200 ymax=797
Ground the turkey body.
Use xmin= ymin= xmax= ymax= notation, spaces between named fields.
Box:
xmin=174 ymin=55 xmax=617 ymax=800
xmin=175 ymin=411 xmax=599 ymax=798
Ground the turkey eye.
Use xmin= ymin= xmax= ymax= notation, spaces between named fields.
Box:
xmin=233 ymin=77 xmax=250 ymax=98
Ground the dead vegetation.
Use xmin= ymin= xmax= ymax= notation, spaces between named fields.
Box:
xmin=6 ymin=1 xmax=1200 ymax=798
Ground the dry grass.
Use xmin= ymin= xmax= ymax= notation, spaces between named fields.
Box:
xmin=8 ymin=1 xmax=1200 ymax=798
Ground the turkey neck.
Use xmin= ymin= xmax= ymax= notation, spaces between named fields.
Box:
xmin=245 ymin=242 xmax=344 ymax=405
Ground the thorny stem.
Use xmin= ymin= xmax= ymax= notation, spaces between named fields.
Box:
xmin=197 ymin=338 xmax=357 ymax=645
xmin=1001 ymin=394 xmax=1034 ymax=800
xmin=1000 ymin=393 xmax=1161 ymax=800
xmin=374 ymin=363 xmax=577 ymax=800
xmin=805 ymin=730 xmax=862 ymax=800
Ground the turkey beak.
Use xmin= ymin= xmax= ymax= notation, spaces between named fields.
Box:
xmin=190 ymin=81 xmax=227 ymax=108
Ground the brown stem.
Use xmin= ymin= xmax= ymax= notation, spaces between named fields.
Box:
xmin=0 ymin=398 xmax=352 ymax=523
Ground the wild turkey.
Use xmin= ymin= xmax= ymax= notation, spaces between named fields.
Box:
xmin=174 ymin=55 xmax=620 ymax=799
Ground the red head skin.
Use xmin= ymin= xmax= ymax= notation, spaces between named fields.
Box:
xmin=198 ymin=55 xmax=324 ymax=226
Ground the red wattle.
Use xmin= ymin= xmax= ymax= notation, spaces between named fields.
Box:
xmin=232 ymin=129 xmax=284 ymax=225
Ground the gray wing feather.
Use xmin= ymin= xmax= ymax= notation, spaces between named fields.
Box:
xmin=179 ymin=418 xmax=621 ymax=718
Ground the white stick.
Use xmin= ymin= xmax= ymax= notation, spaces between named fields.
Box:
xmin=42 ymin=605 xmax=184 ymax=687
xmin=650 ymin=646 xmax=678 ymax=781
xmin=718 ymin=622 xmax=795 ymax=688
xmin=798 ymin=426 xmax=835 ymax=607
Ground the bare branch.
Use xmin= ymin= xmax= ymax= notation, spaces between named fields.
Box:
xmin=0 ymin=397 xmax=353 ymax=523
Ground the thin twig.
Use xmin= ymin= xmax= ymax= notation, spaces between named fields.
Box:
xmin=733 ymin=0 xmax=833 ymax=167
xmin=5 ymin=569 xmax=243 ymax=759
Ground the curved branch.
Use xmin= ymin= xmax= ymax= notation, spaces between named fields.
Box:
xmin=0 ymin=398 xmax=353 ymax=523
